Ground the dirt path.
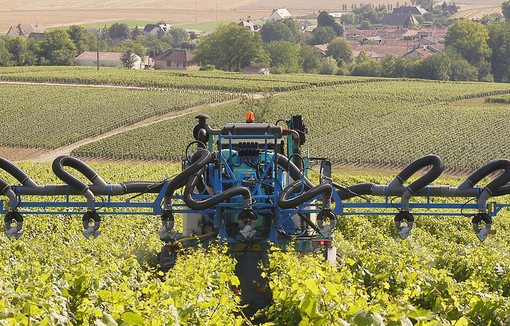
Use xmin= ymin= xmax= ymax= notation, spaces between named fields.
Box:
xmin=31 ymin=98 xmax=241 ymax=162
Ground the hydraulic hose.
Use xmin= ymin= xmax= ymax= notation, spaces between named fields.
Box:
xmin=164 ymin=149 xmax=214 ymax=200
xmin=52 ymin=156 xmax=106 ymax=209
xmin=52 ymin=156 xmax=108 ymax=191
xmin=0 ymin=177 xmax=17 ymax=209
xmin=275 ymin=153 xmax=314 ymax=188
xmin=277 ymin=179 xmax=333 ymax=209
xmin=183 ymin=167 xmax=252 ymax=210
xmin=389 ymin=154 xmax=444 ymax=194
xmin=0 ymin=157 xmax=38 ymax=188
xmin=458 ymin=159 xmax=510 ymax=212
xmin=459 ymin=159 xmax=510 ymax=194
xmin=388 ymin=154 xmax=444 ymax=210
xmin=335 ymin=183 xmax=375 ymax=200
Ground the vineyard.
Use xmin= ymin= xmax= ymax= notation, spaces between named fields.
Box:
xmin=1 ymin=162 xmax=510 ymax=324
xmin=0 ymin=84 xmax=235 ymax=148
xmin=0 ymin=67 xmax=381 ymax=92
xmin=73 ymin=79 xmax=510 ymax=171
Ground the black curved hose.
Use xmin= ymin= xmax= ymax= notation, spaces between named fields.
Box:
xmin=0 ymin=177 xmax=10 ymax=193
xmin=461 ymin=159 xmax=510 ymax=195
xmin=335 ymin=183 xmax=375 ymax=200
xmin=164 ymin=149 xmax=213 ymax=199
xmin=277 ymin=180 xmax=333 ymax=209
xmin=275 ymin=153 xmax=314 ymax=189
xmin=0 ymin=157 xmax=37 ymax=186
xmin=120 ymin=181 xmax=164 ymax=193
xmin=393 ymin=154 xmax=444 ymax=194
xmin=52 ymin=156 xmax=103 ymax=193
xmin=183 ymin=168 xmax=252 ymax=210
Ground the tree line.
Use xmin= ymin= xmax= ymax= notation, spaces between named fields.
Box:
xmin=0 ymin=24 xmax=194 ymax=66
xmin=194 ymin=4 xmax=510 ymax=83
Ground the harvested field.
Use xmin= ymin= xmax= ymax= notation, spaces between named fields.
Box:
xmin=2 ymin=0 xmax=506 ymax=33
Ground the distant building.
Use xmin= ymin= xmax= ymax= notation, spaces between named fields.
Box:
xmin=403 ymin=47 xmax=434 ymax=59
xmin=243 ymin=66 xmax=270 ymax=75
xmin=75 ymin=51 xmax=143 ymax=69
xmin=382 ymin=13 xmax=419 ymax=27
xmin=393 ymin=6 xmax=427 ymax=15
xmin=239 ymin=20 xmax=261 ymax=32
xmin=6 ymin=24 xmax=45 ymax=38
xmin=268 ymin=9 xmax=293 ymax=21
xmin=143 ymin=23 xmax=172 ymax=35
xmin=154 ymin=49 xmax=199 ymax=70
xmin=299 ymin=20 xmax=314 ymax=31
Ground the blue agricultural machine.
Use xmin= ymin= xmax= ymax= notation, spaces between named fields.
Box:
xmin=2 ymin=112 xmax=510 ymax=312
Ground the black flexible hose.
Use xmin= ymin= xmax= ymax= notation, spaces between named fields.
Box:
xmin=275 ymin=153 xmax=314 ymax=188
xmin=183 ymin=168 xmax=252 ymax=210
xmin=0 ymin=177 xmax=10 ymax=195
xmin=277 ymin=179 xmax=333 ymax=209
xmin=0 ymin=157 xmax=37 ymax=186
xmin=394 ymin=154 xmax=444 ymax=194
xmin=164 ymin=149 xmax=213 ymax=199
xmin=461 ymin=159 xmax=510 ymax=195
xmin=335 ymin=183 xmax=375 ymax=200
xmin=52 ymin=156 xmax=102 ymax=193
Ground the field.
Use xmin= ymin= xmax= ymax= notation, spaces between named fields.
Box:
xmin=0 ymin=0 xmax=506 ymax=33
xmin=0 ymin=67 xmax=373 ymax=92
xmin=69 ymin=78 xmax=510 ymax=171
xmin=1 ymin=163 xmax=510 ymax=324
xmin=0 ymin=83 xmax=235 ymax=149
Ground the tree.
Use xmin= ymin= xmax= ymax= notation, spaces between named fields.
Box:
xmin=67 ymin=25 xmax=90 ymax=54
xmin=360 ymin=19 xmax=371 ymax=30
xmin=356 ymin=50 xmax=370 ymax=64
xmin=194 ymin=23 xmax=264 ymax=71
xmin=317 ymin=11 xmax=344 ymax=36
xmin=380 ymin=53 xmax=396 ymax=77
xmin=7 ymin=36 xmax=29 ymax=65
xmin=260 ymin=21 xmax=294 ymax=44
xmin=131 ymin=26 xmax=143 ymax=40
xmin=112 ymin=40 xmax=146 ymax=58
xmin=121 ymin=50 xmax=136 ymax=69
xmin=108 ymin=23 xmax=130 ymax=40
xmin=326 ymin=39 xmax=353 ymax=66
xmin=310 ymin=26 xmax=336 ymax=45
xmin=503 ymin=1 xmax=510 ymax=21
xmin=488 ymin=22 xmax=510 ymax=82
xmin=416 ymin=52 xmax=452 ymax=80
xmin=444 ymin=20 xmax=491 ymax=67
xmin=39 ymin=30 xmax=78 ymax=65
xmin=300 ymin=44 xmax=323 ymax=73
xmin=265 ymin=40 xmax=300 ymax=73
xmin=0 ymin=37 xmax=12 ymax=66
xmin=169 ymin=28 xmax=190 ymax=48
xmin=351 ymin=60 xmax=382 ymax=76
xmin=319 ymin=57 xmax=338 ymax=75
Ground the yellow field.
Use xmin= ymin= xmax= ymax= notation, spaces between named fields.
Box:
xmin=0 ymin=0 xmax=506 ymax=33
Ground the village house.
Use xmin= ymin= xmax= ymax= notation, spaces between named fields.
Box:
xmin=75 ymin=51 xmax=143 ymax=69
xmin=268 ymin=9 xmax=293 ymax=21
xmin=154 ymin=49 xmax=199 ymax=70
xmin=6 ymin=24 xmax=45 ymax=38
xmin=382 ymin=13 xmax=419 ymax=27
xmin=239 ymin=20 xmax=261 ymax=32
xmin=393 ymin=6 xmax=427 ymax=15
xmin=143 ymin=23 xmax=172 ymax=36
